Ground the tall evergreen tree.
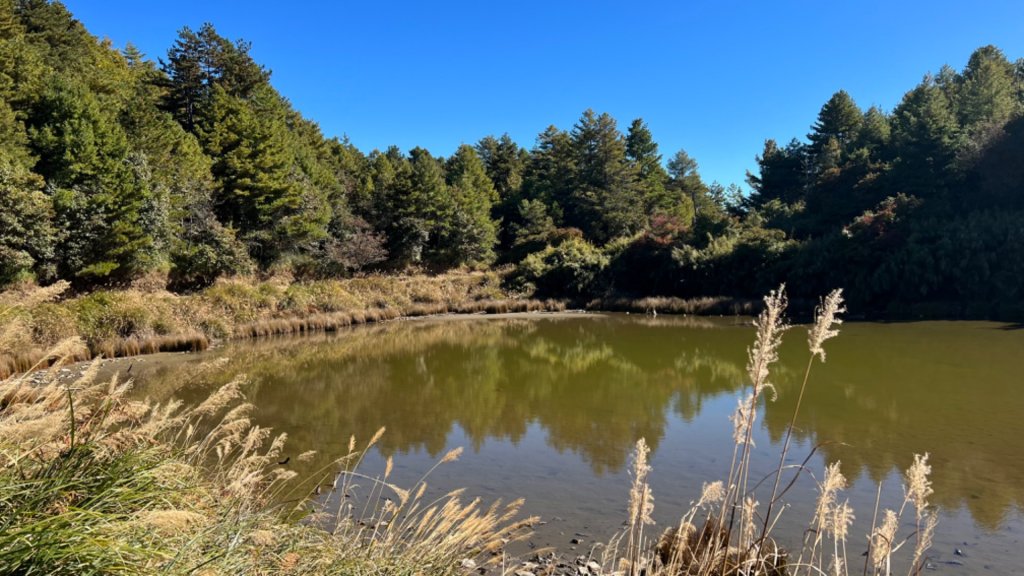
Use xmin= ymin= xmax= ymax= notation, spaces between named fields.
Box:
xmin=808 ymin=90 xmax=863 ymax=171
xmin=442 ymin=144 xmax=499 ymax=266
xmin=521 ymin=125 xmax=574 ymax=224
xmin=569 ymin=109 xmax=643 ymax=242
xmin=746 ymin=139 xmax=809 ymax=207
xmin=161 ymin=23 xmax=269 ymax=132
xmin=959 ymin=45 xmax=1018 ymax=131
xmin=0 ymin=150 xmax=54 ymax=283
xmin=625 ymin=118 xmax=670 ymax=217
xmin=890 ymin=77 xmax=961 ymax=201
xmin=476 ymin=133 xmax=525 ymax=201
xmin=28 ymin=77 xmax=151 ymax=280
xmin=667 ymin=149 xmax=709 ymax=227
xmin=196 ymin=85 xmax=324 ymax=264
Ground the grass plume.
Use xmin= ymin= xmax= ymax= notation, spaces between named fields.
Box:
xmin=605 ymin=286 xmax=936 ymax=576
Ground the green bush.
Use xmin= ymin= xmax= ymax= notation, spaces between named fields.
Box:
xmin=513 ymin=237 xmax=608 ymax=298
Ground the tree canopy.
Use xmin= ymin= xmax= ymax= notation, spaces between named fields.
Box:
xmin=0 ymin=3 xmax=1021 ymax=319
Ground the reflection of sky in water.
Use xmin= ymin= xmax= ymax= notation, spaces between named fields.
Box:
xmin=142 ymin=315 xmax=1024 ymax=573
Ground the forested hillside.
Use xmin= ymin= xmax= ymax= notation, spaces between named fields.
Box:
xmin=2 ymin=1 xmax=1023 ymax=318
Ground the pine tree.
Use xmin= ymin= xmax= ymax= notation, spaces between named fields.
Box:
xmin=197 ymin=85 xmax=321 ymax=264
xmin=625 ymin=118 xmax=670 ymax=217
xmin=476 ymin=133 xmax=524 ymax=201
xmin=442 ymin=144 xmax=499 ymax=266
xmin=959 ymin=45 xmax=1018 ymax=131
xmin=891 ymin=77 xmax=961 ymax=200
xmin=161 ymin=23 xmax=269 ymax=132
xmin=522 ymin=125 xmax=574 ymax=224
xmin=808 ymin=90 xmax=863 ymax=169
xmin=569 ymin=109 xmax=643 ymax=242
xmin=667 ymin=149 xmax=707 ymax=227
xmin=28 ymin=77 xmax=151 ymax=280
xmin=0 ymin=150 xmax=54 ymax=284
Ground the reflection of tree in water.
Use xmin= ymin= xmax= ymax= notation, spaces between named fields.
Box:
xmin=164 ymin=317 xmax=752 ymax=476
xmin=156 ymin=316 xmax=1024 ymax=529
xmin=761 ymin=323 xmax=1024 ymax=529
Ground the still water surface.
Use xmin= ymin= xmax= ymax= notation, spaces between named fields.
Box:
xmin=137 ymin=313 xmax=1024 ymax=572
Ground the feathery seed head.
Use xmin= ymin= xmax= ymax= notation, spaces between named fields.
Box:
xmin=628 ymin=438 xmax=654 ymax=527
xmin=904 ymin=453 xmax=933 ymax=514
xmin=746 ymin=285 xmax=789 ymax=397
xmin=440 ymin=446 xmax=463 ymax=464
xmin=870 ymin=510 xmax=899 ymax=568
xmin=808 ymin=289 xmax=845 ymax=362
xmin=698 ymin=481 xmax=724 ymax=506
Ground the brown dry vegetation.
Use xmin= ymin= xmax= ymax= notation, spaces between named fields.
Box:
xmin=0 ymin=271 xmax=567 ymax=378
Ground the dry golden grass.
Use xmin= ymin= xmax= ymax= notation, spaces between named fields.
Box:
xmin=0 ymin=340 xmax=535 ymax=575
xmin=0 ymin=272 xmax=568 ymax=378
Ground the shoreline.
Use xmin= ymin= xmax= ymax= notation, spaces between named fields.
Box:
xmin=5 ymin=271 xmax=1020 ymax=380
xmin=0 ymin=297 xmax=572 ymax=379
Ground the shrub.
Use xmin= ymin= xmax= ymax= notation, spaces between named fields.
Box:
xmin=514 ymin=237 xmax=608 ymax=297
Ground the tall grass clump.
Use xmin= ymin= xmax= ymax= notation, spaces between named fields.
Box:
xmin=0 ymin=341 xmax=534 ymax=575
xmin=614 ymin=287 xmax=937 ymax=576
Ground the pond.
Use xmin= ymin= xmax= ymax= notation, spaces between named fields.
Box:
xmin=132 ymin=313 xmax=1024 ymax=573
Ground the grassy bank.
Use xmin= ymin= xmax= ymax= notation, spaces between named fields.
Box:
xmin=0 ymin=271 xmax=569 ymax=379
xmin=0 ymin=270 xmax=787 ymax=380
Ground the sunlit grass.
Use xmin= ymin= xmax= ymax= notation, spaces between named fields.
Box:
xmin=0 ymin=271 xmax=564 ymax=378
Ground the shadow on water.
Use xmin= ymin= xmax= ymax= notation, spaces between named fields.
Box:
xmin=142 ymin=314 xmax=1024 ymax=542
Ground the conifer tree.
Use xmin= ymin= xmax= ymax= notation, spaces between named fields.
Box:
xmin=625 ymin=118 xmax=670 ymax=217
xmin=569 ymin=109 xmax=643 ymax=242
xmin=0 ymin=150 xmax=54 ymax=284
xmin=443 ymin=144 xmax=499 ymax=266
xmin=28 ymin=78 xmax=151 ymax=280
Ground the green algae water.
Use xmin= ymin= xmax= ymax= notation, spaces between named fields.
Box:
xmin=134 ymin=314 xmax=1024 ymax=573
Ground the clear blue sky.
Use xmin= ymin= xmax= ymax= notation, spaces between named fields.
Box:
xmin=65 ymin=0 xmax=1024 ymax=189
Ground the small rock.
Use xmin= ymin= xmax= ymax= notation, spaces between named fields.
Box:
xmin=587 ymin=561 xmax=601 ymax=574
xmin=954 ymin=548 xmax=966 ymax=557
xmin=570 ymin=538 xmax=583 ymax=545
xmin=515 ymin=571 xmax=535 ymax=576
xmin=460 ymin=559 xmax=477 ymax=570
xmin=578 ymin=565 xmax=590 ymax=576
xmin=522 ymin=562 xmax=539 ymax=571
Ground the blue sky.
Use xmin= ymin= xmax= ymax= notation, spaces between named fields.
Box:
xmin=65 ymin=0 xmax=1024 ymax=189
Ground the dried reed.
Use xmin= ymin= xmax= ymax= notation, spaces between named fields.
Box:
xmin=608 ymin=286 xmax=935 ymax=576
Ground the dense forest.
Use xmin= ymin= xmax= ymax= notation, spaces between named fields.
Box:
xmin=2 ymin=1 xmax=1023 ymax=318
